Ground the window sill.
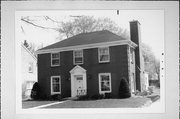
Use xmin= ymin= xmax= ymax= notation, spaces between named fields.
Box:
xmin=99 ymin=91 xmax=111 ymax=94
xmin=74 ymin=63 xmax=83 ymax=65
xmin=51 ymin=65 xmax=60 ymax=67
xmin=51 ymin=92 xmax=61 ymax=95
xmin=99 ymin=61 xmax=110 ymax=63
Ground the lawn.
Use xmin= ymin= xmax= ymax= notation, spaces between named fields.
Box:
xmin=42 ymin=97 xmax=151 ymax=108
xmin=22 ymin=100 xmax=56 ymax=109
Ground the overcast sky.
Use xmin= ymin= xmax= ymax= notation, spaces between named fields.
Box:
xmin=17 ymin=10 xmax=164 ymax=59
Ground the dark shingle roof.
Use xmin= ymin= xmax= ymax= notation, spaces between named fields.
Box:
xmin=39 ymin=30 xmax=127 ymax=50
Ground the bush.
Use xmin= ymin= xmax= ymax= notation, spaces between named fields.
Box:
xmin=133 ymin=90 xmax=140 ymax=95
xmin=77 ymin=95 xmax=89 ymax=100
xmin=51 ymin=94 xmax=61 ymax=100
xmin=140 ymin=90 xmax=148 ymax=96
xmin=134 ymin=89 xmax=152 ymax=96
xmin=104 ymin=93 xmax=112 ymax=99
xmin=148 ymin=86 xmax=154 ymax=94
xmin=119 ymin=77 xmax=131 ymax=98
xmin=30 ymin=82 xmax=40 ymax=100
xmin=91 ymin=94 xmax=104 ymax=100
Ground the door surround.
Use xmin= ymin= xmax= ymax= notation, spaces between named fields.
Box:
xmin=70 ymin=65 xmax=87 ymax=97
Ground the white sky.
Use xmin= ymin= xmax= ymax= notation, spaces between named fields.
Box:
xmin=17 ymin=10 xmax=164 ymax=59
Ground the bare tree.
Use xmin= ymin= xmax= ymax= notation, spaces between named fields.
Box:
xmin=141 ymin=43 xmax=160 ymax=82
xmin=21 ymin=15 xmax=129 ymax=40
xmin=21 ymin=16 xmax=59 ymax=31
xmin=58 ymin=21 xmax=75 ymax=38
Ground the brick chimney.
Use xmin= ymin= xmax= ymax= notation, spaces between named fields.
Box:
xmin=130 ymin=20 xmax=144 ymax=91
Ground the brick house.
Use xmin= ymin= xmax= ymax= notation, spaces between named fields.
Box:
xmin=36 ymin=20 xmax=145 ymax=99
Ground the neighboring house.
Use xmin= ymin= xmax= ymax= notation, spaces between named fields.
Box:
xmin=36 ymin=20 xmax=145 ymax=99
xmin=21 ymin=43 xmax=37 ymax=99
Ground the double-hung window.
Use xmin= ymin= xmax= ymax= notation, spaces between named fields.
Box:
xmin=130 ymin=49 xmax=134 ymax=64
xmin=51 ymin=76 xmax=61 ymax=95
xmin=74 ymin=50 xmax=83 ymax=65
xmin=99 ymin=73 xmax=112 ymax=94
xmin=98 ymin=47 xmax=110 ymax=63
xmin=51 ymin=53 xmax=60 ymax=66
xmin=28 ymin=62 xmax=33 ymax=73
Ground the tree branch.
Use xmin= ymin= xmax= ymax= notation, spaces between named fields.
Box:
xmin=21 ymin=18 xmax=59 ymax=31
xmin=44 ymin=16 xmax=61 ymax=24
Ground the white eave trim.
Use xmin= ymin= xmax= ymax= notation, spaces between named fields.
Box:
xmin=21 ymin=43 xmax=37 ymax=61
xmin=36 ymin=40 xmax=137 ymax=55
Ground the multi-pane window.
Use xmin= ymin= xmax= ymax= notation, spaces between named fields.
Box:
xmin=74 ymin=50 xmax=83 ymax=65
xmin=130 ymin=49 xmax=134 ymax=64
xmin=99 ymin=73 xmax=111 ymax=93
xmin=28 ymin=62 xmax=33 ymax=73
xmin=98 ymin=47 xmax=110 ymax=63
xmin=51 ymin=76 xmax=61 ymax=95
xmin=51 ymin=53 xmax=60 ymax=66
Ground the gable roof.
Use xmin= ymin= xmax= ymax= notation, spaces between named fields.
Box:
xmin=40 ymin=30 xmax=127 ymax=50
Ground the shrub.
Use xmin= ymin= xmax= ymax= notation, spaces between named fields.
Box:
xmin=119 ymin=77 xmax=131 ymax=98
xmin=104 ymin=93 xmax=112 ymax=99
xmin=148 ymin=86 xmax=154 ymax=94
xmin=140 ymin=90 xmax=148 ymax=96
xmin=91 ymin=94 xmax=104 ymax=100
xmin=77 ymin=95 xmax=89 ymax=100
xmin=51 ymin=94 xmax=61 ymax=100
xmin=30 ymin=82 xmax=40 ymax=100
xmin=133 ymin=90 xmax=140 ymax=95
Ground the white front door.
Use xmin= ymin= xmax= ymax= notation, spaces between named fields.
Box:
xmin=70 ymin=65 xmax=87 ymax=97
xmin=75 ymin=75 xmax=84 ymax=96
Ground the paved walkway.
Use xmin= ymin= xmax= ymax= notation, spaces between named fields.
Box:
xmin=28 ymin=100 xmax=69 ymax=109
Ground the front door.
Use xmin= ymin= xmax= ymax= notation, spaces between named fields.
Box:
xmin=70 ymin=65 xmax=87 ymax=97
xmin=75 ymin=75 xmax=85 ymax=96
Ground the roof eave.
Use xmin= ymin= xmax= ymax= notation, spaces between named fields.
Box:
xmin=36 ymin=40 xmax=137 ymax=55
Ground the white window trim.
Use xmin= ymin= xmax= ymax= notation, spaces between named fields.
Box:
xmin=51 ymin=76 xmax=61 ymax=95
xmin=98 ymin=73 xmax=112 ymax=94
xmin=98 ymin=47 xmax=110 ymax=63
xmin=73 ymin=50 xmax=83 ymax=65
xmin=51 ymin=52 xmax=60 ymax=67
